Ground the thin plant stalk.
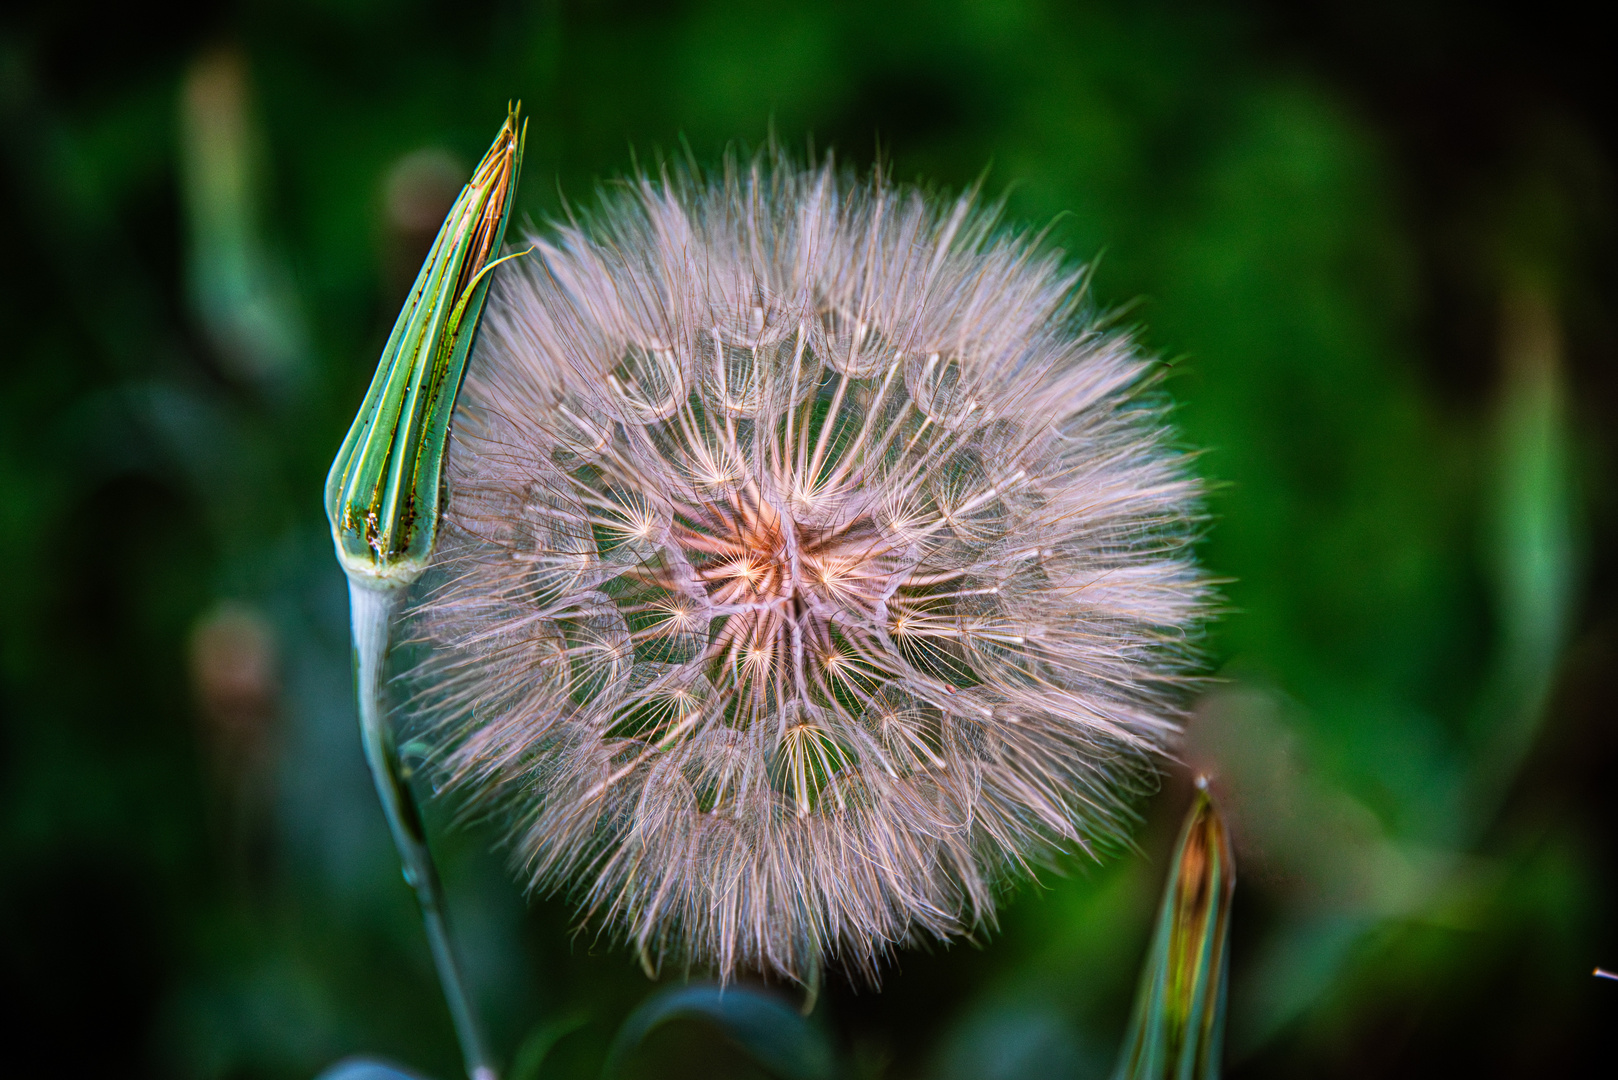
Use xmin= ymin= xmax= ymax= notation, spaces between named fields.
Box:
xmin=325 ymin=107 xmax=525 ymax=1080
xmin=351 ymin=581 xmax=496 ymax=1080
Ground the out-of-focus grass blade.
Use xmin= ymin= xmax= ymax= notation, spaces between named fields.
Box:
xmin=180 ymin=46 xmax=309 ymax=390
xmin=324 ymin=105 xmax=525 ymax=589
xmin=1470 ymin=282 xmax=1577 ymax=813
xmin=1113 ymin=782 xmax=1235 ymax=1080
xmin=602 ymin=984 xmax=835 ymax=1080
xmin=510 ymin=1013 xmax=589 ymax=1080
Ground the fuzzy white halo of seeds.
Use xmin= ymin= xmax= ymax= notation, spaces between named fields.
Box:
xmin=409 ymin=155 xmax=1210 ymax=984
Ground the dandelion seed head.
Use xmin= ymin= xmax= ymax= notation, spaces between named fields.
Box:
xmin=410 ymin=153 xmax=1210 ymax=984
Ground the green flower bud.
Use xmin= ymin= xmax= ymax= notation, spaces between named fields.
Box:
xmin=1114 ymin=781 xmax=1234 ymax=1080
xmin=325 ymin=106 xmax=525 ymax=589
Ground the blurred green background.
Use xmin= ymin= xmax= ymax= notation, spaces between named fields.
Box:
xmin=1 ymin=1 xmax=1613 ymax=1077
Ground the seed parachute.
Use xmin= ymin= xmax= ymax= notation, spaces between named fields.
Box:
xmin=408 ymin=154 xmax=1210 ymax=984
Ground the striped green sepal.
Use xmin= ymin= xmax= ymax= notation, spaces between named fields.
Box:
xmin=1113 ymin=781 xmax=1236 ymax=1080
xmin=325 ymin=105 xmax=526 ymax=588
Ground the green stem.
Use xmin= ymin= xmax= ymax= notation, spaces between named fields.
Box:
xmin=349 ymin=578 xmax=498 ymax=1080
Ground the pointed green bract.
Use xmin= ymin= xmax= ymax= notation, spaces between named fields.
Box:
xmin=1113 ymin=783 xmax=1235 ymax=1080
xmin=325 ymin=106 xmax=526 ymax=588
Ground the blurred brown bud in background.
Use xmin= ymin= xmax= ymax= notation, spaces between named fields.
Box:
xmin=188 ymin=601 xmax=281 ymax=798
xmin=382 ymin=147 xmax=467 ymax=303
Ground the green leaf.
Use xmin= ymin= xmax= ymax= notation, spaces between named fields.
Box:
xmin=313 ymin=1057 xmax=430 ymax=1080
xmin=603 ymin=984 xmax=835 ymax=1080
xmin=510 ymin=1013 xmax=589 ymax=1080
xmin=324 ymin=105 xmax=525 ymax=589
xmin=1112 ymin=783 xmax=1235 ymax=1080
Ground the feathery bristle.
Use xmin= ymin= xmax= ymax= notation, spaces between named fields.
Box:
xmin=407 ymin=153 xmax=1210 ymax=984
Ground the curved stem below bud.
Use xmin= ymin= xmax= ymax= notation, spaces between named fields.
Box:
xmin=350 ymin=578 xmax=498 ymax=1080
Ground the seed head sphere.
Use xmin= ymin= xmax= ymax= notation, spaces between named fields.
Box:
xmin=410 ymin=157 xmax=1209 ymax=983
